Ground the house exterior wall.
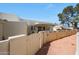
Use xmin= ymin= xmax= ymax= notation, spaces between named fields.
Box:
xmin=3 ymin=21 xmax=27 ymax=39
xmin=0 ymin=21 xmax=27 ymax=39
xmin=27 ymin=24 xmax=54 ymax=35
xmin=0 ymin=13 xmax=28 ymax=39
xmin=0 ymin=13 xmax=20 ymax=21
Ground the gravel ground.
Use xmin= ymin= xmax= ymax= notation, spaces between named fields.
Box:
xmin=36 ymin=35 xmax=76 ymax=55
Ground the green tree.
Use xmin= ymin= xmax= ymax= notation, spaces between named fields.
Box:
xmin=58 ymin=4 xmax=79 ymax=29
xmin=58 ymin=13 xmax=65 ymax=24
xmin=73 ymin=3 xmax=79 ymax=28
xmin=63 ymin=6 xmax=74 ymax=17
xmin=75 ymin=3 xmax=79 ymax=14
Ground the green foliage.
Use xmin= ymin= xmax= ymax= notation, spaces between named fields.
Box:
xmin=58 ymin=3 xmax=79 ymax=28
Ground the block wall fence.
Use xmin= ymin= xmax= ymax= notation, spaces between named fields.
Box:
xmin=0 ymin=29 xmax=77 ymax=55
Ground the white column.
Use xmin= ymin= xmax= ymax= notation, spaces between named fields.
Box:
xmin=76 ymin=32 xmax=79 ymax=55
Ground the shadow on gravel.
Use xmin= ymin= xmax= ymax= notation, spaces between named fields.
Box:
xmin=35 ymin=42 xmax=51 ymax=55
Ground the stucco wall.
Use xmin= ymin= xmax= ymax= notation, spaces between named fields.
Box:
xmin=3 ymin=21 xmax=27 ymax=39
xmin=9 ymin=32 xmax=43 ymax=55
xmin=43 ymin=30 xmax=77 ymax=44
xmin=9 ymin=34 xmax=27 ymax=55
xmin=0 ymin=40 xmax=9 ymax=55
xmin=27 ymin=32 xmax=43 ymax=55
xmin=0 ymin=13 xmax=20 ymax=21
xmin=0 ymin=29 xmax=77 ymax=55
xmin=9 ymin=30 xmax=76 ymax=55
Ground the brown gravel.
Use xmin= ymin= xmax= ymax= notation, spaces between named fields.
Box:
xmin=35 ymin=35 xmax=76 ymax=55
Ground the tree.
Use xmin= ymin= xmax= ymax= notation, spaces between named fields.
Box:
xmin=58 ymin=4 xmax=79 ymax=29
xmin=63 ymin=6 xmax=74 ymax=17
xmin=58 ymin=6 xmax=74 ymax=27
xmin=73 ymin=3 xmax=79 ymax=28
xmin=58 ymin=13 xmax=65 ymax=24
xmin=73 ymin=15 xmax=79 ymax=28
xmin=63 ymin=6 xmax=75 ymax=27
xmin=75 ymin=3 xmax=79 ymax=14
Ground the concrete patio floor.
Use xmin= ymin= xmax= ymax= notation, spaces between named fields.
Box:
xmin=36 ymin=35 xmax=76 ymax=55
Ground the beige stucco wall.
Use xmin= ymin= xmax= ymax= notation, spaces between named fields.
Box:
xmin=27 ymin=32 xmax=42 ymax=55
xmin=43 ymin=30 xmax=77 ymax=44
xmin=8 ymin=31 xmax=44 ymax=55
xmin=3 ymin=21 xmax=27 ymax=39
xmin=0 ymin=29 xmax=77 ymax=55
xmin=9 ymin=33 xmax=43 ymax=55
xmin=0 ymin=13 xmax=20 ymax=21
xmin=0 ymin=40 xmax=9 ymax=55
xmin=9 ymin=34 xmax=27 ymax=55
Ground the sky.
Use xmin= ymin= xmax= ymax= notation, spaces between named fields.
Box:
xmin=0 ymin=3 xmax=77 ymax=24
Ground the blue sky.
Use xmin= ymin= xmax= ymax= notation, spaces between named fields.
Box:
xmin=0 ymin=3 xmax=77 ymax=23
